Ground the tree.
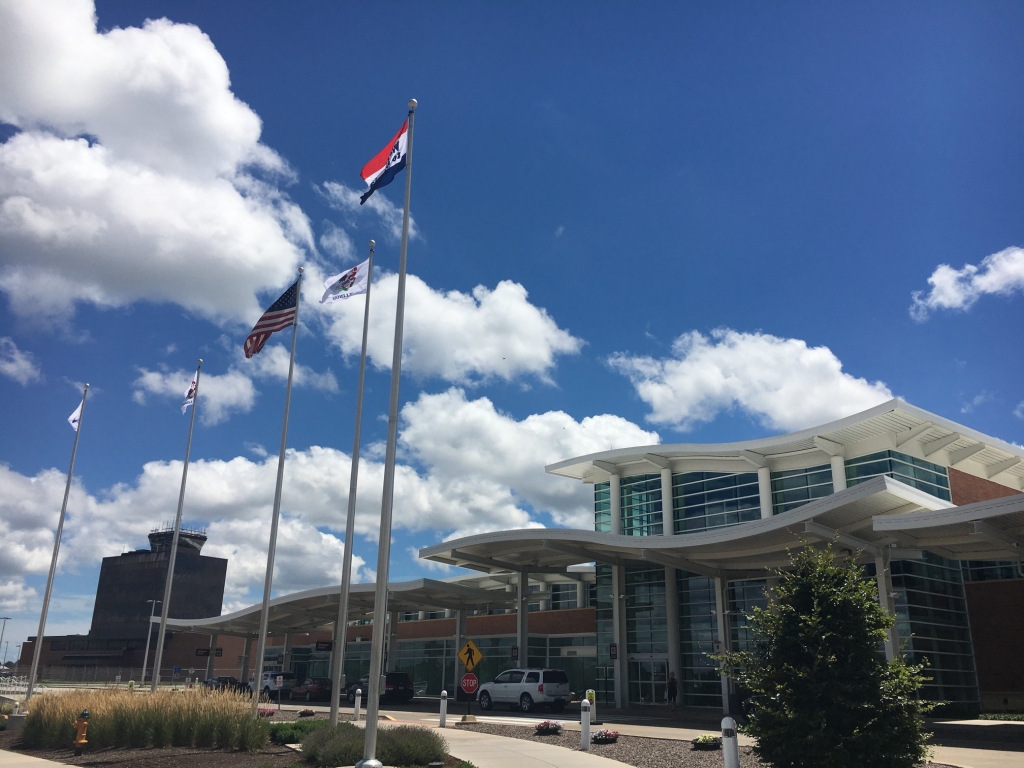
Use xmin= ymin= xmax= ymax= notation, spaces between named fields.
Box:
xmin=720 ymin=544 xmax=933 ymax=768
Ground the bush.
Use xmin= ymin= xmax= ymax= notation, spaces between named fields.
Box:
xmin=301 ymin=723 xmax=446 ymax=768
xmin=719 ymin=544 xmax=933 ymax=768
xmin=980 ymin=712 xmax=1024 ymax=721
xmin=21 ymin=689 xmax=268 ymax=752
xmin=269 ymin=718 xmax=328 ymax=745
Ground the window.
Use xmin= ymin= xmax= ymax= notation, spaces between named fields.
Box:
xmin=50 ymin=639 xmax=69 ymax=652
xmin=525 ymin=671 xmax=540 ymax=683
xmin=771 ymin=464 xmax=833 ymax=514
xmin=620 ymin=474 xmax=663 ymax=536
xmin=845 ymin=450 xmax=951 ymax=501
xmin=594 ymin=481 xmax=611 ymax=532
xmin=543 ymin=670 xmax=569 ymax=684
xmin=673 ymin=472 xmax=760 ymax=534
xmin=508 ymin=671 xmax=525 ymax=683
xmin=494 ymin=671 xmax=512 ymax=684
xmin=550 ymin=583 xmax=578 ymax=610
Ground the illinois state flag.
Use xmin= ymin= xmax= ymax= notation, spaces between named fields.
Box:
xmin=360 ymin=119 xmax=407 ymax=204
xmin=320 ymin=258 xmax=370 ymax=303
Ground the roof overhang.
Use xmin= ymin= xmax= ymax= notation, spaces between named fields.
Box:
xmin=873 ymin=492 xmax=1024 ymax=562
xmin=164 ymin=578 xmax=515 ymax=637
xmin=419 ymin=476 xmax=948 ymax=579
xmin=545 ymin=399 xmax=1024 ymax=489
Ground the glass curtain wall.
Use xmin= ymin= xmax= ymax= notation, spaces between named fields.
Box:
xmin=621 ymin=474 xmax=664 ymax=535
xmin=594 ymin=481 xmax=611 ymax=532
xmin=677 ymin=572 xmax=721 ymax=708
xmin=672 ymin=472 xmax=760 ymax=534
xmin=771 ymin=464 xmax=833 ymax=514
xmin=845 ymin=450 xmax=951 ymax=501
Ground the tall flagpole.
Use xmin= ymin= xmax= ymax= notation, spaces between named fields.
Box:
xmin=151 ymin=359 xmax=203 ymax=692
xmin=330 ymin=240 xmax=376 ymax=726
xmin=251 ymin=267 xmax=303 ymax=716
xmin=27 ymin=383 xmax=89 ymax=701
xmin=363 ymin=98 xmax=416 ymax=767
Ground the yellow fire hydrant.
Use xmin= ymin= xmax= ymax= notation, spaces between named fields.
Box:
xmin=73 ymin=709 xmax=89 ymax=756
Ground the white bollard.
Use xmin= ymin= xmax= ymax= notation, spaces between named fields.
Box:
xmin=353 ymin=689 xmax=362 ymax=722
xmin=722 ymin=716 xmax=739 ymax=768
xmin=580 ymin=699 xmax=591 ymax=751
xmin=439 ymin=690 xmax=448 ymax=728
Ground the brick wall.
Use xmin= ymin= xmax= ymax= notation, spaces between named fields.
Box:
xmin=949 ymin=467 xmax=1024 ymax=702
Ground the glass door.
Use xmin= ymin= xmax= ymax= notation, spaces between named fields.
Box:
xmin=628 ymin=658 xmax=668 ymax=704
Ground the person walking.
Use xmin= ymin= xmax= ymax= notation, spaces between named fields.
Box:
xmin=667 ymin=672 xmax=678 ymax=711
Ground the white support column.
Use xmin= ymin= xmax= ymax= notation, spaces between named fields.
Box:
xmin=830 ymin=455 xmax=847 ymax=491
xmin=205 ymin=634 xmax=217 ymax=681
xmin=282 ymin=633 xmax=293 ymax=673
xmin=713 ymin=577 xmax=730 ymax=715
xmin=664 ymin=566 xmax=682 ymax=687
xmin=576 ymin=579 xmax=587 ymax=609
xmin=329 ymin=621 xmax=342 ymax=686
xmin=660 ymin=468 xmax=673 ymax=534
xmin=386 ymin=611 xmax=399 ymax=672
xmin=757 ymin=466 xmax=773 ymax=519
xmin=517 ymin=567 xmax=529 ymax=664
xmin=239 ymin=636 xmax=252 ymax=689
xmin=417 ymin=611 xmax=427 ymax=621
xmin=611 ymin=564 xmax=628 ymax=709
xmin=609 ymin=473 xmax=621 ymax=535
xmin=537 ymin=582 xmax=549 ymax=612
xmin=874 ymin=555 xmax=897 ymax=661
xmin=453 ymin=607 xmax=467 ymax=697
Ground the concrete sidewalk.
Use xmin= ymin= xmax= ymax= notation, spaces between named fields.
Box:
xmin=0 ymin=753 xmax=65 ymax=767
xmin=439 ymin=727 xmax=626 ymax=768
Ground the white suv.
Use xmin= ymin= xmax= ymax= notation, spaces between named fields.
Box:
xmin=258 ymin=671 xmax=297 ymax=697
xmin=477 ymin=668 xmax=571 ymax=713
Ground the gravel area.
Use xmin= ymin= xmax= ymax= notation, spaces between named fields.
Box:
xmin=453 ymin=722 xmax=959 ymax=768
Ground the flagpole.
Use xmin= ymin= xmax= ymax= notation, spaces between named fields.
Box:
xmin=26 ymin=383 xmax=89 ymax=701
xmin=251 ymin=267 xmax=303 ymax=716
xmin=330 ymin=240 xmax=375 ymax=726
xmin=150 ymin=359 xmax=203 ymax=692
xmin=363 ymin=98 xmax=416 ymax=767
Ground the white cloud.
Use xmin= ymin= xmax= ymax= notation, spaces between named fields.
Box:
xmin=321 ymin=274 xmax=583 ymax=385
xmin=133 ymin=366 xmax=257 ymax=425
xmin=399 ymin=388 xmax=660 ymax=530
xmin=608 ymin=328 xmax=893 ymax=432
xmin=317 ymin=181 xmax=419 ymax=244
xmin=0 ymin=336 xmax=41 ymax=384
xmin=960 ymin=392 xmax=991 ymax=415
xmin=319 ymin=221 xmax=355 ymax=262
xmin=0 ymin=1 xmax=313 ymax=328
xmin=0 ymin=578 xmax=37 ymax=613
xmin=1014 ymin=402 xmax=1024 ymax=420
xmin=911 ymin=246 xmax=1024 ymax=321
xmin=554 ymin=226 xmax=565 ymax=238
xmin=132 ymin=345 xmax=336 ymax=425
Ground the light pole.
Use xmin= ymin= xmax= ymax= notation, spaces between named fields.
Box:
xmin=14 ymin=643 xmax=22 ymax=670
xmin=140 ymin=599 xmax=161 ymax=686
xmin=2 ymin=641 xmax=8 ymax=666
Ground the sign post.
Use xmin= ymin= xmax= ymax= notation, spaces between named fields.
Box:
xmin=460 ymin=673 xmax=478 ymax=718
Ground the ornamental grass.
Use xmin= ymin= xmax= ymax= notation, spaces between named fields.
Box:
xmin=300 ymin=723 xmax=446 ymax=768
xmin=22 ymin=688 xmax=268 ymax=752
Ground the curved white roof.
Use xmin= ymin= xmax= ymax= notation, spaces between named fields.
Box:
xmin=545 ymin=399 xmax=1024 ymax=490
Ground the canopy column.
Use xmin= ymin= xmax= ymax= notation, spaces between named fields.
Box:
xmin=664 ymin=567 xmax=682 ymax=688
xmin=282 ymin=632 xmax=293 ymax=673
xmin=874 ymin=554 xmax=897 ymax=660
xmin=660 ymin=468 xmax=673 ymax=533
xmin=713 ymin=576 xmax=731 ymax=715
xmin=386 ymin=611 xmax=399 ymax=672
xmin=611 ymin=563 xmax=628 ymax=709
xmin=453 ymin=606 xmax=467 ymax=696
xmin=517 ymin=567 xmax=529 ymax=664
xmin=205 ymin=634 xmax=218 ymax=681
xmin=239 ymin=636 xmax=253 ymax=690
xmin=757 ymin=466 xmax=773 ymax=518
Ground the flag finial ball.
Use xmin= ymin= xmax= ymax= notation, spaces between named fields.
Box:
xmin=298 ymin=266 xmax=304 ymax=273
xmin=408 ymin=98 xmax=417 ymax=110
xmin=369 ymin=239 xmax=375 ymax=248
xmin=198 ymin=359 xmax=203 ymax=365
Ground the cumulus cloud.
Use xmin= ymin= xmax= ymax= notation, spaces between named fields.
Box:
xmin=0 ymin=578 xmax=37 ymax=613
xmin=608 ymin=328 xmax=893 ymax=432
xmin=0 ymin=336 xmax=41 ymax=384
xmin=321 ymin=274 xmax=582 ymax=384
xmin=318 ymin=181 xmax=418 ymax=244
xmin=132 ymin=344 xmax=337 ymax=424
xmin=0 ymin=389 xmax=657 ymax=604
xmin=0 ymin=1 xmax=312 ymax=328
xmin=910 ymin=246 xmax=1024 ymax=321
xmin=319 ymin=221 xmax=355 ymax=262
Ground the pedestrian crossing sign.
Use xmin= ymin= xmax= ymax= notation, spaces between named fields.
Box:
xmin=458 ymin=640 xmax=483 ymax=671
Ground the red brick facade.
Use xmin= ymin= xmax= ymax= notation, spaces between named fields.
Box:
xmin=948 ymin=468 xmax=1024 ymax=706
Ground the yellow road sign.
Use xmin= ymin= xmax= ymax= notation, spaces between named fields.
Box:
xmin=458 ymin=640 xmax=483 ymax=671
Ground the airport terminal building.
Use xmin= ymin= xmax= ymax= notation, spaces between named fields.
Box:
xmin=23 ymin=400 xmax=1023 ymax=713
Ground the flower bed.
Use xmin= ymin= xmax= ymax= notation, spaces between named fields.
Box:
xmin=258 ymin=708 xmax=276 ymax=718
xmin=297 ymin=708 xmax=316 ymax=718
xmin=691 ymin=733 xmax=721 ymax=751
xmin=591 ymin=728 xmax=618 ymax=743
xmin=534 ymin=720 xmax=563 ymax=735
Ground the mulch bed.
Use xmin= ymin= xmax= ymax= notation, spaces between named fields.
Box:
xmin=453 ymin=722 xmax=959 ymax=768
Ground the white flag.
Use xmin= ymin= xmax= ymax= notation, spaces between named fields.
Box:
xmin=320 ymin=259 xmax=370 ymax=304
xmin=182 ymin=368 xmax=199 ymax=415
xmin=68 ymin=402 xmax=83 ymax=432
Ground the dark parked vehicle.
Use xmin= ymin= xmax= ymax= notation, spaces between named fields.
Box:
xmin=203 ymin=676 xmax=248 ymax=693
xmin=290 ymin=676 xmax=332 ymax=702
xmin=345 ymin=672 xmax=415 ymax=704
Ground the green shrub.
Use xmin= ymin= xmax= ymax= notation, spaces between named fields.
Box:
xmin=980 ymin=712 xmax=1024 ymax=721
xmin=21 ymin=689 xmax=268 ymax=752
xmin=269 ymin=719 xmax=328 ymax=745
xmin=301 ymin=723 xmax=446 ymax=768
xmin=718 ymin=544 xmax=933 ymax=768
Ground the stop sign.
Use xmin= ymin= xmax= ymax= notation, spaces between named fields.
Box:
xmin=460 ymin=673 xmax=479 ymax=695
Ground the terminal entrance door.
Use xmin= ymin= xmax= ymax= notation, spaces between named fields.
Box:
xmin=627 ymin=657 xmax=668 ymax=704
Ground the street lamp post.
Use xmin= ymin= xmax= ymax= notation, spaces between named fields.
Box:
xmin=0 ymin=617 xmax=10 ymax=660
xmin=140 ymin=599 xmax=161 ymax=686
xmin=2 ymin=640 xmax=8 ymax=666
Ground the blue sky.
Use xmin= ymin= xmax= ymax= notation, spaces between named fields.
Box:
xmin=2 ymin=0 xmax=1023 ymax=653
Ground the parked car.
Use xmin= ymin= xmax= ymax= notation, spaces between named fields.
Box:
xmin=477 ymin=668 xmax=571 ymax=713
xmin=345 ymin=672 xmax=415 ymax=704
xmin=258 ymin=671 xmax=297 ymax=697
xmin=204 ymin=676 xmax=249 ymax=693
xmin=290 ymin=676 xmax=332 ymax=702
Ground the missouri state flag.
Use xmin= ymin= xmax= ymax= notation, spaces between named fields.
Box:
xmin=360 ymin=119 xmax=408 ymax=204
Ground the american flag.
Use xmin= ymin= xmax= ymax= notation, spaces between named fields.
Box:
xmin=244 ymin=280 xmax=299 ymax=358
